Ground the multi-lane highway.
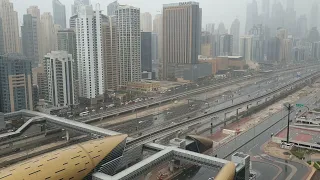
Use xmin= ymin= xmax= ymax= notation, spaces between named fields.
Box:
xmin=125 ymin=69 xmax=320 ymax=148
xmin=79 ymin=76 xmax=257 ymax=123
xmin=77 ymin=65 xmax=317 ymax=123
xmin=112 ymin=67 xmax=312 ymax=135
xmin=108 ymin=70 xmax=299 ymax=135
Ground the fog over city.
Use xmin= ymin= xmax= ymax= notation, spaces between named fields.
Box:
xmin=12 ymin=0 xmax=316 ymax=32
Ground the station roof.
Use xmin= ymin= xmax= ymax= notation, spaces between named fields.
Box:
xmin=0 ymin=134 xmax=127 ymax=180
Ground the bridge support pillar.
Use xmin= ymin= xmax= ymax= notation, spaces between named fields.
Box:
xmin=66 ymin=131 xmax=70 ymax=141
xmin=224 ymin=112 xmax=228 ymax=127
xmin=236 ymin=109 xmax=239 ymax=122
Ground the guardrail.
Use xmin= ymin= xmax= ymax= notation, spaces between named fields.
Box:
xmin=126 ymin=71 xmax=320 ymax=148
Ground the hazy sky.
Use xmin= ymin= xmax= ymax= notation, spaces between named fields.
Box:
xmin=11 ymin=0 xmax=314 ymax=32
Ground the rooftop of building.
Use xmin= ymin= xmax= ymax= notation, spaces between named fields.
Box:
xmin=117 ymin=4 xmax=139 ymax=10
xmin=163 ymin=1 xmax=199 ymax=7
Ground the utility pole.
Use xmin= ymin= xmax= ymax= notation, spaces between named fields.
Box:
xmin=284 ymin=103 xmax=293 ymax=143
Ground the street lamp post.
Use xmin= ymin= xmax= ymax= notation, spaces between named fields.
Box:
xmin=284 ymin=103 xmax=293 ymax=143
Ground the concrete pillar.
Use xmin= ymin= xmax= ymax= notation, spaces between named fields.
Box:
xmin=236 ymin=109 xmax=239 ymax=121
xmin=224 ymin=112 xmax=228 ymax=126
xmin=66 ymin=131 xmax=70 ymax=141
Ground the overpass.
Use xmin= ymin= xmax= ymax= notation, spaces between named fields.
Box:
xmin=80 ymin=65 xmax=314 ymax=123
xmin=2 ymin=110 xmax=125 ymax=139
xmin=125 ymin=70 xmax=320 ymax=148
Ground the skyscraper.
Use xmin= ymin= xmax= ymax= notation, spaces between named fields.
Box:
xmin=230 ymin=19 xmax=240 ymax=55
xmin=162 ymin=2 xmax=202 ymax=79
xmin=153 ymin=14 xmax=163 ymax=78
xmin=0 ymin=53 xmax=33 ymax=113
xmin=0 ymin=0 xmax=20 ymax=53
xmin=52 ymin=0 xmax=66 ymax=28
xmin=107 ymin=1 xmax=119 ymax=16
xmin=266 ymin=37 xmax=280 ymax=61
xmin=44 ymin=51 xmax=75 ymax=107
xmin=206 ymin=23 xmax=215 ymax=34
xmin=141 ymin=12 xmax=152 ymax=32
xmin=32 ymin=65 xmax=46 ymax=100
xmin=40 ymin=13 xmax=57 ymax=59
xmin=307 ymin=27 xmax=320 ymax=43
xmin=141 ymin=32 xmax=152 ymax=72
xmin=201 ymin=32 xmax=215 ymax=57
xmin=296 ymin=15 xmax=308 ymax=38
xmin=245 ymin=0 xmax=258 ymax=33
xmin=57 ymin=29 xmax=78 ymax=102
xmin=285 ymin=0 xmax=296 ymax=35
xmin=276 ymin=28 xmax=292 ymax=63
xmin=217 ymin=22 xmax=227 ymax=34
xmin=116 ymin=5 xmax=141 ymax=86
xmin=102 ymin=16 xmax=118 ymax=91
xmin=21 ymin=14 xmax=39 ymax=67
xmin=75 ymin=5 xmax=104 ymax=103
xmin=287 ymin=0 xmax=294 ymax=11
xmin=27 ymin=6 xmax=41 ymax=64
xmin=151 ymin=33 xmax=159 ymax=78
xmin=0 ymin=18 xmax=3 ymax=55
xmin=271 ymin=1 xmax=285 ymax=35
xmin=219 ymin=34 xmax=233 ymax=56
xmin=249 ymin=25 xmax=267 ymax=62
xmin=153 ymin=14 xmax=162 ymax=37
xmin=57 ymin=29 xmax=77 ymax=63
xmin=311 ymin=41 xmax=320 ymax=60
xmin=262 ymin=0 xmax=270 ymax=26
xmin=240 ymin=36 xmax=253 ymax=62
xmin=151 ymin=33 xmax=158 ymax=61
xmin=72 ymin=0 xmax=90 ymax=16
xmin=309 ymin=1 xmax=319 ymax=29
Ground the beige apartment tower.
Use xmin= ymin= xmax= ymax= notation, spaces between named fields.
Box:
xmin=162 ymin=1 xmax=202 ymax=79
xmin=102 ymin=16 xmax=119 ymax=91
xmin=40 ymin=13 xmax=59 ymax=60
xmin=141 ymin=12 xmax=152 ymax=32
xmin=0 ymin=0 xmax=20 ymax=53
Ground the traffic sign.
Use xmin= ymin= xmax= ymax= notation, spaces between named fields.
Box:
xmin=296 ymin=104 xmax=304 ymax=108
